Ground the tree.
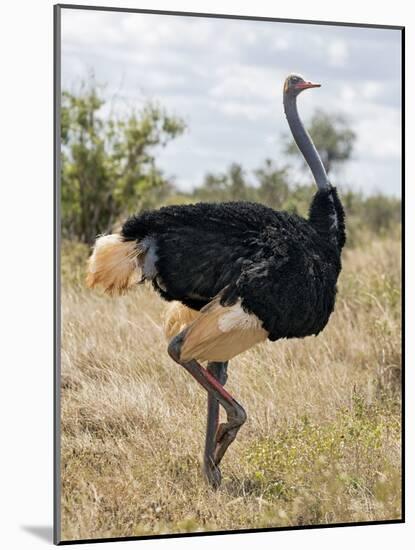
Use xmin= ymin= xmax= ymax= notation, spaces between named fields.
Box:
xmin=254 ymin=158 xmax=290 ymax=210
xmin=228 ymin=163 xmax=251 ymax=201
xmin=61 ymin=82 xmax=185 ymax=243
xmin=196 ymin=172 xmax=229 ymax=202
xmin=193 ymin=163 xmax=253 ymax=203
xmin=362 ymin=194 xmax=401 ymax=234
xmin=284 ymin=109 xmax=356 ymax=175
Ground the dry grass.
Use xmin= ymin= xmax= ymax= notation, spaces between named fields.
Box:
xmin=60 ymin=236 xmax=402 ymax=541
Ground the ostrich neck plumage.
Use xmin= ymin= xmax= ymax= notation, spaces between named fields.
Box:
xmin=283 ymin=92 xmax=330 ymax=191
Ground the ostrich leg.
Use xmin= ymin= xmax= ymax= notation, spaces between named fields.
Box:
xmin=168 ymin=334 xmax=246 ymax=488
xmin=204 ymin=362 xmax=228 ymax=488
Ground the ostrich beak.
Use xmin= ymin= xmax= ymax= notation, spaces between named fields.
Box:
xmin=295 ymin=81 xmax=321 ymax=90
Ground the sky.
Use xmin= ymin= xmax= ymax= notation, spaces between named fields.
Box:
xmin=61 ymin=8 xmax=402 ymax=197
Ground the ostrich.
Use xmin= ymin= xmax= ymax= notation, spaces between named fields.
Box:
xmin=86 ymin=74 xmax=346 ymax=488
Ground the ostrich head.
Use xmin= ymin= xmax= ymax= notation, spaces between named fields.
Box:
xmin=283 ymin=73 xmax=321 ymax=96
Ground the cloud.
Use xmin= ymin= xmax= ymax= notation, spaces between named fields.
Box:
xmin=328 ymin=40 xmax=349 ymax=67
xmin=60 ymin=8 xmax=402 ymax=197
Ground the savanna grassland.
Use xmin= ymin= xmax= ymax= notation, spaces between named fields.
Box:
xmin=60 ymin=232 xmax=402 ymax=541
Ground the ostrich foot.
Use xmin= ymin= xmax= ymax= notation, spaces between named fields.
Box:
xmin=203 ymin=457 xmax=222 ymax=489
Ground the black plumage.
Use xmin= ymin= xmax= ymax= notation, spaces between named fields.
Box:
xmin=121 ymin=185 xmax=345 ymax=342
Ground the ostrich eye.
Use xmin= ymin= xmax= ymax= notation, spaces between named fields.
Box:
xmin=291 ymin=76 xmax=299 ymax=84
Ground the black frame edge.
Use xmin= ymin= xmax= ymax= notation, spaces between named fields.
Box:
xmin=58 ymin=519 xmax=404 ymax=545
xmin=53 ymin=3 xmax=62 ymax=546
xmin=56 ymin=3 xmax=404 ymax=30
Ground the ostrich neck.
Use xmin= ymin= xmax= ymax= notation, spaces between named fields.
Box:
xmin=283 ymin=93 xmax=329 ymax=191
